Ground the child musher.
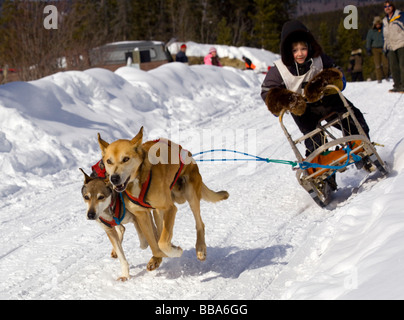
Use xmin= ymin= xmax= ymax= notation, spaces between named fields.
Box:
xmin=261 ymin=20 xmax=371 ymax=189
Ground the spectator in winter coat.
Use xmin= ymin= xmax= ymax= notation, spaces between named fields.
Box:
xmin=383 ymin=1 xmax=404 ymax=92
xmin=261 ymin=20 xmax=370 ymax=156
xmin=176 ymin=44 xmax=188 ymax=64
xmin=349 ymin=49 xmax=364 ymax=82
xmin=242 ymin=56 xmax=256 ymax=70
xmin=366 ymin=16 xmax=389 ymax=83
xmin=204 ymin=47 xmax=222 ymax=67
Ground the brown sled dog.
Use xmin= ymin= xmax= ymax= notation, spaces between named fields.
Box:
xmin=97 ymin=127 xmax=229 ymax=271
xmin=80 ymin=168 xmax=151 ymax=281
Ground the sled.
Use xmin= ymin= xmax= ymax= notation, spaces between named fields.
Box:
xmin=279 ymin=85 xmax=388 ymax=208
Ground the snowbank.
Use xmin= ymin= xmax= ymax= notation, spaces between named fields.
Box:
xmin=168 ymin=41 xmax=280 ymax=72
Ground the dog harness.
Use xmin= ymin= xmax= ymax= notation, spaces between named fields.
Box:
xmin=99 ymin=193 xmax=126 ymax=228
xmin=91 ymin=139 xmax=187 ymax=212
xmin=124 ymin=139 xmax=187 ymax=209
xmin=170 ymin=154 xmax=185 ymax=190
xmin=91 ymin=160 xmax=106 ymax=178
xmin=124 ymin=171 xmax=154 ymax=209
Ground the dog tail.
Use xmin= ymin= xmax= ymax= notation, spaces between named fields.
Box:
xmin=201 ymin=183 xmax=229 ymax=203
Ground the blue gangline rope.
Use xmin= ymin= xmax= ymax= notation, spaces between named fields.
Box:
xmin=192 ymin=147 xmax=362 ymax=171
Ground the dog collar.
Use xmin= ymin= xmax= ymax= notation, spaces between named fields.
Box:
xmin=99 ymin=193 xmax=126 ymax=228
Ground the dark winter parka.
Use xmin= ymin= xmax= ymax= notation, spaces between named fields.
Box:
xmin=176 ymin=51 xmax=188 ymax=63
xmin=261 ymin=20 xmax=369 ymax=154
xmin=366 ymin=17 xmax=385 ymax=51
xmin=261 ymin=20 xmax=338 ymax=103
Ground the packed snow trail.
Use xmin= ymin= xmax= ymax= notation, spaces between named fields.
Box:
xmin=1 ymin=53 xmax=404 ymax=299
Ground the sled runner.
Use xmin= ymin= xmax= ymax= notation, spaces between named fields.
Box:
xmin=279 ymin=85 xmax=388 ymax=207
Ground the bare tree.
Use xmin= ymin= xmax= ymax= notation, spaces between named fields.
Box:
xmin=0 ymin=0 xmax=71 ymax=81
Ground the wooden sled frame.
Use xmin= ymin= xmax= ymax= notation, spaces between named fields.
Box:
xmin=279 ymin=85 xmax=388 ymax=207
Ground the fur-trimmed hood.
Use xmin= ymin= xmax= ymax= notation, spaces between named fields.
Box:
xmin=280 ymin=20 xmax=323 ymax=67
xmin=373 ymin=16 xmax=383 ymax=28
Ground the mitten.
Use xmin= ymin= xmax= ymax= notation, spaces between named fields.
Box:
xmin=304 ymin=68 xmax=344 ymax=103
xmin=265 ymin=87 xmax=307 ymax=116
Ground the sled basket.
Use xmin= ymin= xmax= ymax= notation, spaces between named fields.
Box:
xmin=278 ymin=85 xmax=388 ymax=207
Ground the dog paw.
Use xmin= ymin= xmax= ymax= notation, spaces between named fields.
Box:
xmin=196 ymin=245 xmax=207 ymax=261
xmin=168 ymin=245 xmax=183 ymax=258
xmin=159 ymin=242 xmax=183 ymax=258
xmin=147 ymin=256 xmax=163 ymax=271
xmin=111 ymin=250 xmax=118 ymax=259
xmin=196 ymin=251 xmax=207 ymax=262
xmin=117 ymin=276 xmax=129 ymax=282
